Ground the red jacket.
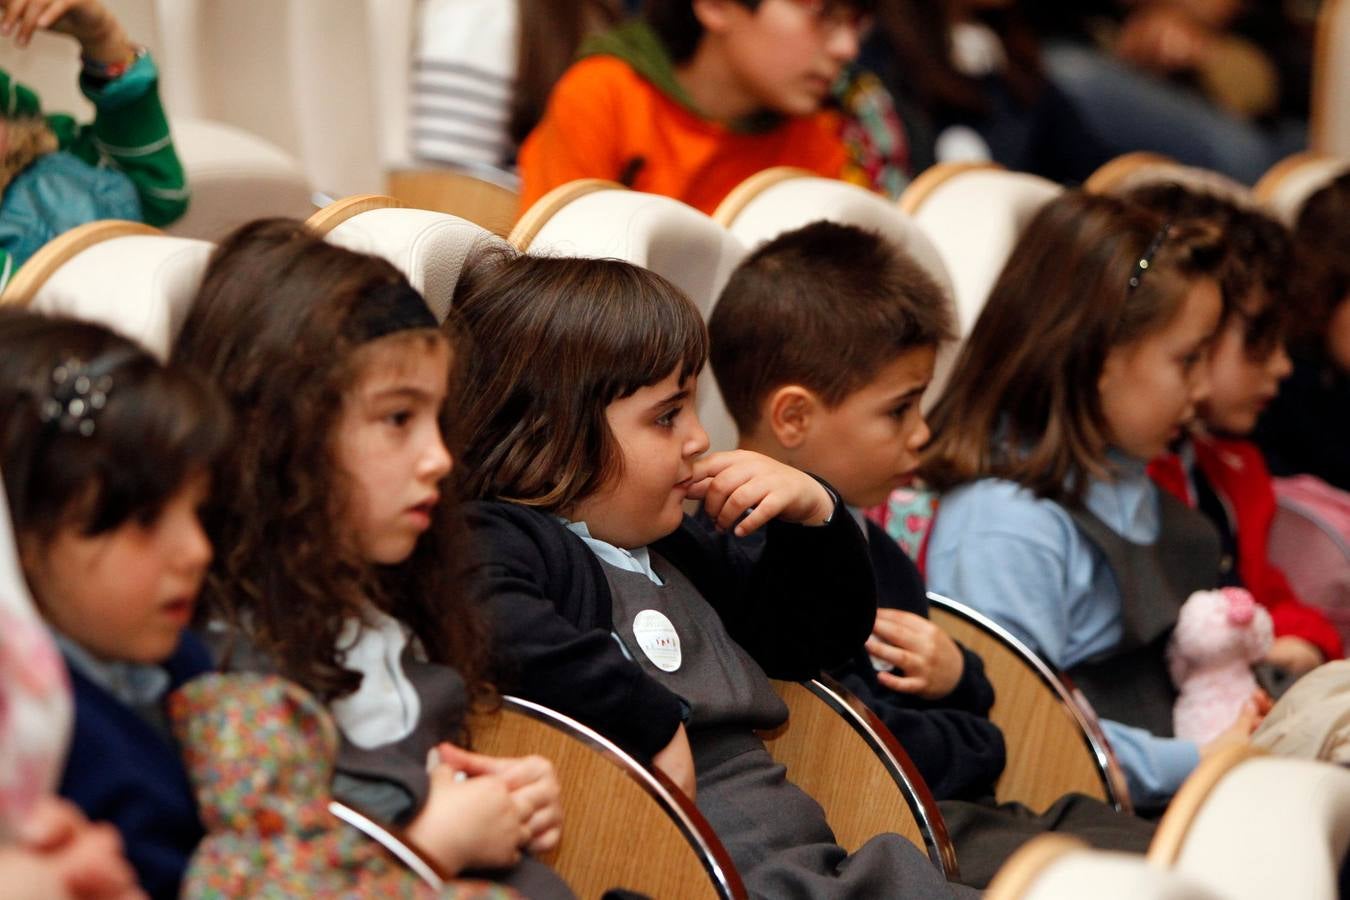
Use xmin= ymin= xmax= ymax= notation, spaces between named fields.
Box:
xmin=1150 ymin=435 xmax=1344 ymax=661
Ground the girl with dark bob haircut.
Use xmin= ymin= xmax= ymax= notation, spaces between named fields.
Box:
xmin=456 ymin=251 xmax=970 ymax=899
xmin=0 ymin=309 xmax=230 ymax=898
xmin=172 ymin=219 xmax=567 ymax=891
xmin=923 ymin=190 xmax=1264 ymax=814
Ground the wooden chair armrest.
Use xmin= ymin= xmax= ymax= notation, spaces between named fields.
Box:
xmin=927 ymin=592 xmax=1130 ymax=814
xmin=764 ymin=675 xmax=959 ymax=878
xmin=469 ymin=695 xmax=746 ymax=899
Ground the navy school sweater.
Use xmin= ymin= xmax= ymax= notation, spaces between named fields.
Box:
xmin=463 ymin=496 xmax=877 ymax=762
xmin=59 ymin=633 xmax=210 ymax=900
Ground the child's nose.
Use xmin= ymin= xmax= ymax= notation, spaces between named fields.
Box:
xmin=422 ymin=434 xmax=454 ymax=480
xmin=1269 ymin=343 xmax=1293 ymax=381
xmin=182 ymin=518 xmax=213 ymax=570
xmin=1189 ymin=359 xmax=1213 ymax=406
xmin=907 ymin=416 xmax=932 ymax=451
xmin=685 ymin=416 xmax=711 ymax=458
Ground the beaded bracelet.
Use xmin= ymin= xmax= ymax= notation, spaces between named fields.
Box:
xmin=81 ymin=44 xmax=146 ymax=82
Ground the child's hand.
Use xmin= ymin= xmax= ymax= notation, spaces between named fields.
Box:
xmin=18 ymin=797 xmax=143 ymax=900
xmin=0 ymin=0 xmax=130 ymax=63
xmin=1199 ymin=690 xmax=1266 ymax=760
xmin=651 ymin=723 xmax=697 ymax=801
xmin=865 ymin=608 xmax=966 ymax=700
xmin=1264 ymin=635 xmax=1324 ymax=676
xmin=686 ymin=451 xmax=834 ymax=537
xmin=437 ymin=744 xmax=563 ymax=856
xmin=405 ymin=763 xmax=528 ymax=875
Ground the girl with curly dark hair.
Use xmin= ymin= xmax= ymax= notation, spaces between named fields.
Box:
xmin=171 ymin=218 xmax=566 ymax=891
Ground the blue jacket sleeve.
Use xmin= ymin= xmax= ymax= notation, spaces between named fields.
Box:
xmin=1100 ymin=719 xmax=1200 ymax=809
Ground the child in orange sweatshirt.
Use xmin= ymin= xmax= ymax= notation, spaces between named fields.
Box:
xmin=518 ymin=0 xmax=878 ymax=214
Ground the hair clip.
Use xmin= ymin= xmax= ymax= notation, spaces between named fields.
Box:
xmin=1128 ymin=222 xmax=1172 ymax=291
xmin=37 ymin=347 xmax=140 ymax=437
xmin=39 ymin=359 xmax=113 ymax=437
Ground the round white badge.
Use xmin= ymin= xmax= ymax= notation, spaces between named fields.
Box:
xmin=633 ymin=609 xmax=682 ymax=672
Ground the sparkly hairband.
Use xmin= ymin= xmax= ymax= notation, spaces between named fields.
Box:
xmin=1128 ymin=222 xmax=1172 ymax=291
xmin=38 ymin=346 xmax=142 ymax=437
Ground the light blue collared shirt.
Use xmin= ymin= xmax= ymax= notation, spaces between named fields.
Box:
xmin=56 ymin=634 xmax=172 ymax=735
xmin=925 ymin=459 xmax=1200 ymax=809
xmin=562 ymin=519 xmax=664 ymax=586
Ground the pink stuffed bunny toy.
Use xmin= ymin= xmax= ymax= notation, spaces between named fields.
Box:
xmin=1168 ymin=587 xmax=1273 ymax=744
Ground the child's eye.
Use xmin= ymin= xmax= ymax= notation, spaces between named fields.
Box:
xmin=656 ymin=407 xmax=681 ymax=428
xmin=385 ymin=409 xmax=414 ymax=428
xmin=889 ymin=401 xmax=913 ymax=420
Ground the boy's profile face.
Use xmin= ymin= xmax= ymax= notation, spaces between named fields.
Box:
xmin=698 ymin=0 xmax=866 ymax=117
xmin=766 ymin=345 xmax=935 ymax=509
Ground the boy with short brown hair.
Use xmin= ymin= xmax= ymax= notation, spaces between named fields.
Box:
xmin=709 ymin=221 xmax=1156 ymax=888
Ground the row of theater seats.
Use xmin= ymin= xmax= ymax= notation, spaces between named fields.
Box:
xmin=4 ymin=151 xmax=1350 ymax=897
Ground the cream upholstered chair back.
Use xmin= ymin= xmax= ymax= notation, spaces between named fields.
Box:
xmin=0 ymin=222 xmax=212 ymax=360
xmin=1254 ymin=154 xmax=1350 ymax=225
xmin=315 ymin=204 xmax=508 ymax=323
xmin=167 ymin=119 xmax=315 ymax=241
xmin=986 ymin=836 xmax=1221 ymax=900
xmin=899 ymin=165 xmax=1060 ymax=343
xmin=1151 ymin=752 xmax=1350 ymax=900
xmin=715 ymin=170 xmax=960 ymax=405
xmin=515 ymin=185 xmax=749 ymax=452
xmin=1313 ymin=0 xmax=1350 ymax=156
xmin=155 ymin=0 xmax=384 ymax=197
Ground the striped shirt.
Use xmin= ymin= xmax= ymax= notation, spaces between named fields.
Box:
xmin=410 ymin=0 xmax=517 ymax=169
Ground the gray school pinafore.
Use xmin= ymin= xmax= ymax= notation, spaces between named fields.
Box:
xmin=602 ymin=555 xmax=972 ymax=900
xmin=1064 ymin=490 xmax=1223 ymax=740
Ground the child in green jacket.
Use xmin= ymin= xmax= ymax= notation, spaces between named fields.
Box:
xmin=1 ymin=0 xmax=187 ymax=291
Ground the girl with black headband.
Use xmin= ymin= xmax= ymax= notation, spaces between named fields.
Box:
xmin=172 ymin=219 xmax=571 ymax=897
xmin=0 ymin=309 xmax=229 ymax=898
xmin=920 ymin=191 xmax=1260 ymax=815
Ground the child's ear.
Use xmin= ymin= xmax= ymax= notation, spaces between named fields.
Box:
xmin=766 ymin=385 xmax=818 ymax=450
xmin=692 ymin=0 xmax=741 ymax=35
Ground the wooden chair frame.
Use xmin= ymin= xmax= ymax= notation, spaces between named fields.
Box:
xmin=305 ymin=194 xmax=407 ymax=237
xmin=1147 ymin=744 xmax=1262 ymax=867
xmin=1252 ymin=151 xmax=1334 ymax=206
xmin=1312 ymin=0 xmax=1349 ymax=154
xmin=764 ymin=675 xmax=960 ymax=878
xmin=1083 ymin=152 xmax=1176 ymax=195
xmin=386 ymin=166 xmax=521 ymax=238
xmin=470 ymin=695 xmax=746 ymax=899
xmin=927 ymin=593 xmax=1131 ymax=814
xmin=710 ymin=166 xmax=814 ymax=227
xmin=0 ymin=220 xmax=159 ymax=307
xmin=898 ymin=161 xmax=1002 ymax=215
xmin=508 ymin=179 xmax=626 ymax=251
